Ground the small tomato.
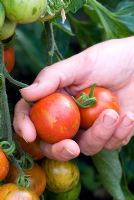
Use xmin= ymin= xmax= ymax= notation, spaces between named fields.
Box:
xmin=0 ymin=183 xmax=39 ymax=200
xmin=4 ymin=48 xmax=15 ymax=72
xmin=30 ymin=93 xmax=80 ymax=144
xmin=42 ymin=158 xmax=80 ymax=193
xmin=75 ymin=86 xmax=120 ymax=129
xmin=6 ymin=163 xmax=46 ymax=196
xmin=0 ymin=148 xmax=9 ymax=181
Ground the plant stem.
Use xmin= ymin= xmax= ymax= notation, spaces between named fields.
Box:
xmin=4 ymin=68 xmax=28 ymax=88
xmin=54 ymin=42 xmax=64 ymax=60
xmin=44 ymin=22 xmax=55 ymax=65
xmin=0 ymin=42 xmax=4 ymax=73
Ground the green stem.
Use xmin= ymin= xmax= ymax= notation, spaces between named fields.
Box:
xmin=0 ymin=42 xmax=4 ymax=73
xmin=4 ymin=68 xmax=28 ymax=88
xmin=44 ymin=22 xmax=55 ymax=65
xmin=9 ymin=155 xmax=31 ymax=188
xmin=1 ymin=77 xmax=13 ymax=142
xmin=73 ymin=84 xmax=97 ymax=108
xmin=54 ymin=42 xmax=64 ymax=60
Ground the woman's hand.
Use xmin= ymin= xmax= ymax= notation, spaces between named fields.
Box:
xmin=13 ymin=37 xmax=134 ymax=161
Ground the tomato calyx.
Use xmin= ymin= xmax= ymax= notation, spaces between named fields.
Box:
xmin=73 ymin=84 xmax=97 ymax=108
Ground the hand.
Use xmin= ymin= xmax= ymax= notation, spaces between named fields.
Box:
xmin=13 ymin=37 xmax=134 ymax=161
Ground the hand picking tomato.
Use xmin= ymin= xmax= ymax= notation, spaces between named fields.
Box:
xmin=0 ymin=148 xmax=9 ymax=181
xmin=30 ymin=93 xmax=80 ymax=144
xmin=15 ymin=135 xmax=44 ymax=160
xmin=75 ymin=85 xmax=120 ymax=129
xmin=0 ymin=183 xmax=39 ymax=200
xmin=6 ymin=163 xmax=46 ymax=196
xmin=42 ymin=158 xmax=80 ymax=193
xmin=4 ymin=48 xmax=15 ymax=73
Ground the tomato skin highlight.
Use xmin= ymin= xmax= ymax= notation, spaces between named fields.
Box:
xmin=0 ymin=183 xmax=39 ymax=200
xmin=15 ymin=135 xmax=44 ymax=160
xmin=6 ymin=163 xmax=46 ymax=196
xmin=0 ymin=148 xmax=9 ymax=181
xmin=4 ymin=48 xmax=15 ymax=72
xmin=30 ymin=93 xmax=80 ymax=144
xmin=76 ymin=87 xmax=120 ymax=129
xmin=42 ymin=158 xmax=80 ymax=193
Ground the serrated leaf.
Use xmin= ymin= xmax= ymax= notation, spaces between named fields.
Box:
xmin=92 ymin=150 xmax=126 ymax=200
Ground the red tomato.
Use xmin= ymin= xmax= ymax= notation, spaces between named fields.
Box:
xmin=0 ymin=148 xmax=9 ymax=181
xmin=4 ymin=48 xmax=15 ymax=72
xmin=15 ymin=135 xmax=44 ymax=160
xmin=30 ymin=93 xmax=80 ymax=144
xmin=0 ymin=183 xmax=39 ymax=200
xmin=6 ymin=163 xmax=46 ymax=196
xmin=76 ymin=86 xmax=120 ymax=129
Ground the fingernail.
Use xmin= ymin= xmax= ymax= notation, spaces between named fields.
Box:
xmin=62 ymin=148 xmax=77 ymax=159
xmin=103 ymin=112 xmax=118 ymax=127
xmin=122 ymin=113 xmax=134 ymax=126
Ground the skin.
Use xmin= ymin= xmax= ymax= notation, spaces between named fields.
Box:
xmin=13 ymin=37 xmax=134 ymax=161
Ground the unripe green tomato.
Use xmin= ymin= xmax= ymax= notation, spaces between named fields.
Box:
xmin=42 ymin=159 xmax=80 ymax=193
xmin=47 ymin=181 xmax=81 ymax=200
xmin=0 ymin=19 xmax=16 ymax=41
xmin=1 ymin=0 xmax=47 ymax=24
xmin=0 ymin=2 xmax=5 ymax=28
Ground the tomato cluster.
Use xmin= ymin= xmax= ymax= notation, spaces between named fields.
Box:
xmin=0 ymin=0 xmax=47 ymax=40
xmin=0 ymin=149 xmax=81 ymax=200
xmin=30 ymin=85 xmax=119 ymax=143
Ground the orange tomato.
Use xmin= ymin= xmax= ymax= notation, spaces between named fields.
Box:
xmin=30 ymin=93 xmax=80 ymax=144
xmin=0 ymin=148 xmax=9 ymax=181
xmin=6 ymin=163 xmax=46 ymax=196
xmin=76 ymin=86 xmax=120 ymax=129
xmin=0 ymin=183 xmax=39 ymax=200
xmin=15 ymin=135 xmax=44 ymax=160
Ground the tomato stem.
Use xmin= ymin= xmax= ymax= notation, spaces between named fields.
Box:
xmin=9 ymin=154 xmax=31 ymax=188
xmin=0 ymin=140 xmax=15 ymax=155
xmin=73 ymin=84 xmax=97 ymax=108
xmin=4 ymin=68 xmax=28 ymax=88
xmin=44 ymin=22 xmax=55 ymax=65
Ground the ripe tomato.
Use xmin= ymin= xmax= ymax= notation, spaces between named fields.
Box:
xmin=15 ymin=135 xmax=44 ymax=160
xmin=0 ymin=19 xmax=16 ymax=41
xmin=30 ymin=93 xmax=80 ymax=144
xmin=1 ymin=0 xmax=47 ymax=24
xmin=0 ymin=148 xmax=9 ymax=181
xmin=0 ymin=183 xmax=39 ymax=200
xmin=6 ymin=163 xmax=46 ymax=196
xmin=42 ymin=158 xmax=80 ymax=193
xmin=4 ymin=48 xmax=15 ymax=73
xmin=75 ymin=86 xmax=120 ymax=129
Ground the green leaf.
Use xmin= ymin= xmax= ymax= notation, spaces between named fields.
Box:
xmin=85 ymin=0 xmax=133 ymax=39
xmin=115 ymin=1 xmax=134 ymax=32
xmin=67 ymin=0 xmax=86 ymax=13
xmin=92 ymin=150 xmax=126 ymax=200
xmin=53 ymin=19 xmax=75 ymax=36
